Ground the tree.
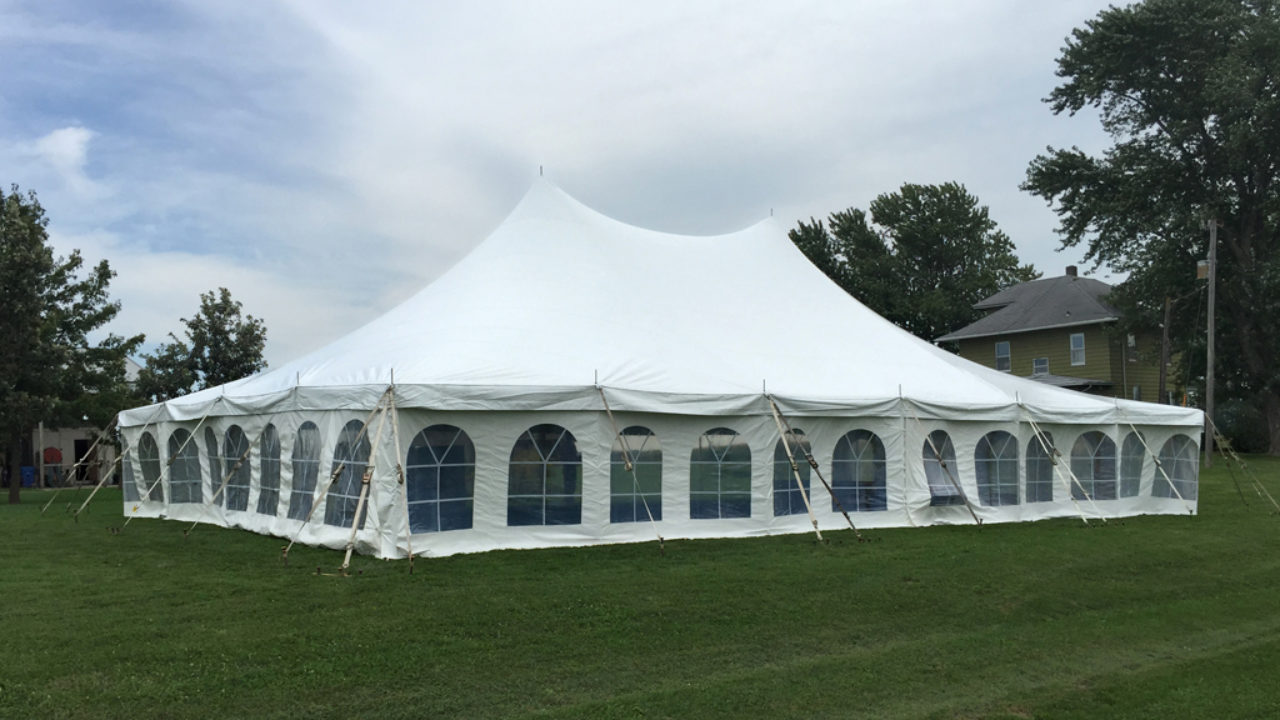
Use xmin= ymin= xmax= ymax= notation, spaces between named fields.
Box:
xmin=0 ymin=185 xmax=144 ymax=503
xmin=790 ymin=182 xmax=1038 ymax=341
xmin=137 ymin=288 xmax=267 ymax=402
xmin=1022 ymin=0 xmax=1280 ymax=453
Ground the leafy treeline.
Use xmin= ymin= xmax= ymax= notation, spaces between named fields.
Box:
xmin=0 ymin=186 xmax=143 ymax=504
xmin=136 ymin=288 xmax=267 ymax=403
xmin=1023 ymin=0 xmax=1280 ymax=453
xmin=790 ymin=182 xmax=1038 ymax=342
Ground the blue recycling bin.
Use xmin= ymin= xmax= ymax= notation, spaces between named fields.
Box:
xmin=20 ymin=466 xmax=35 ymax=487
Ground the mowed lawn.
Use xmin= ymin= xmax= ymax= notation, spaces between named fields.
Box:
xmin=4 ymin=458 xmax=1280 ymax=719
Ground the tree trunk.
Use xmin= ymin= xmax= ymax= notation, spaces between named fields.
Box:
xmin=7 ymin=431 xmax=22 ymax=504
xmin=1267 ymin=393 xmax=1280 ymax=457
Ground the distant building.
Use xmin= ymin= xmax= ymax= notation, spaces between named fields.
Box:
xmin=20 ymin=357 xmax=142 ymax=488
xmin=936 ymin=267 xmax=1170 ymax=402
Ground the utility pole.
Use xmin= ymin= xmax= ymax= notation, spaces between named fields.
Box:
xmin=1158 ymin=296 xmax=1171 ymax=404
xmin=1204 ymin=219 xmax=1218 ymax=468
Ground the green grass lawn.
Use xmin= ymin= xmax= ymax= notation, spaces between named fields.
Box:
xmin=3 ymin=457 xmax=1280 ymax=719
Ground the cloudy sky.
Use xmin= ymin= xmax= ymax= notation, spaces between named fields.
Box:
xmin=1 ymin=0 xmax=1117 ymax=367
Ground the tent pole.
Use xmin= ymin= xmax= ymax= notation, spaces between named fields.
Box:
xmin=340 ymin=393 xmax=391 ymax=574
xmin=896 ymin=392 xmax=919 ymax=528
xmin=765 ymin=396 xmax=823 ymax=542
xmin=768 ymin=396 xmax=863 ymax=541
xmin=387 ymin=386 xmax=415 ymax=573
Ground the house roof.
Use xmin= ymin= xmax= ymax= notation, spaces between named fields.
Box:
xmin=935 ymin=273 xmax=1118 ymax=342
xmin=1027 ymin=372 xmax=1114 ymax=390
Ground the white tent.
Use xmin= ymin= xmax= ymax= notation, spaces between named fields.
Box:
xmin=117 ymin=180 xmax=1204 ymax=559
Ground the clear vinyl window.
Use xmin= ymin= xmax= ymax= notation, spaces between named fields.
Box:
xmin=690 ymin=428 xmax=752 ymax=519
xmin=508 ymin=424 xmax=582 ymax=526
xmin=610 ymin=426 xmax=662 ymax=524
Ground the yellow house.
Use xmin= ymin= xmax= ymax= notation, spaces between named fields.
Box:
xmin=936 ymin=267 xmax=1169 ymax=402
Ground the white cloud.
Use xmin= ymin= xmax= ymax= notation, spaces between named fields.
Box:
xmin=29 ymin=126 xmax=105 ymax=198
xmin=5 ymin=0 xmax=1125 ymax=374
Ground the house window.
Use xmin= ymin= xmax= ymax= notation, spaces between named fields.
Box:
xmin=1032 ymin=357 xmax=1049 ymax=375
xmin=1127 ymin=333 xmax=1137 ymax=363
xmin=1070 ymin=333 xmax=1085 ymax=365
xmin=995 ymin=341 xmax=1011 ymax=372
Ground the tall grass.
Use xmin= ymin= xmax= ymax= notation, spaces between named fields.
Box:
xmin=3 ymin=457 xmax=1279 ymax=719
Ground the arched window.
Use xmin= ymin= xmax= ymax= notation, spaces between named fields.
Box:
xmin=975 ymin=431 xmax=1018 ymax=506
xmin=611 ymin=426 xmax=662 ymax=523
xmin=121 ymin=438 xmax=140 ymax=502
xmin=690 ymin=427 xmax=752 ymax=519
xmin=138 ymin=431 xmax=162 ymax=502
xmin=326 ymin=420 xmax=371 ymax=528
xmin=1120 ymin=432 xmax=1145 ymax=498
xmin=1025 ymin=432 xmax=1055 ymax=503
xmin=204 ymin=427 xmax=221 ymax=500
xmin=406 ymin=425 xmax=475 ymax=533
xmin=774 ymin=429 xmax=811 ymax=516
xmin=287 ymin=421 xmax=321 ymax=521
xmin=168 ymin=429 xmax=202 ymax=504
xmin=508 ymin=424 xmax=582 ymax=526
xmin=221 ymin=425 xmax=251 ymax=511
xmin=923 ymin=430 xmax=963 ymax=506
xmin=256 ymin=424 xmax=281 ymax=515
xmin=832 ymin=430 xmax=887 ymax=512
xmin=1154 ymin=434 xmax=1198 ymax=500
xmin=1071 ymin=431 xmax=1116 ymax=501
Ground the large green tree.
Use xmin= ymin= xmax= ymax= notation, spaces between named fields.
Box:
xmin=790 ymin=182 xmax=1038 ymax=341
xmin=0 ymin=185 xmax=144 ymax=503
xmin=137 ymin=287 xmax=267 ymax=402
xmin=1023 ymin=0 xmax=1280 ymax=453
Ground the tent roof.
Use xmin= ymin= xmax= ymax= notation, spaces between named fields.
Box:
xmin=120 ymin=180 xmax=1202 ymax=428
